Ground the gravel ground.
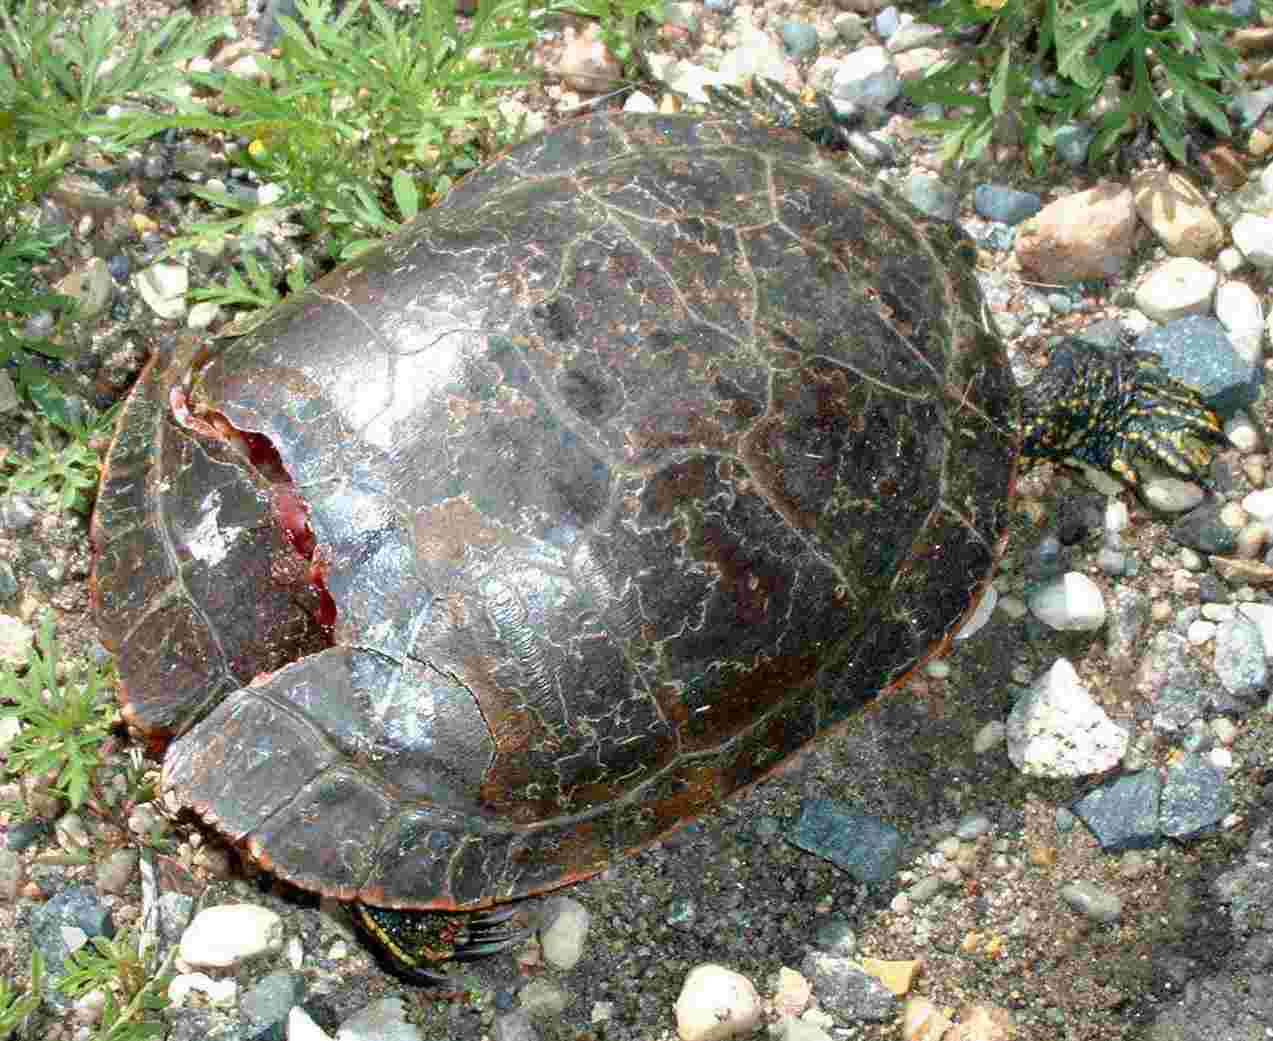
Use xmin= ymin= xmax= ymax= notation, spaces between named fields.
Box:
xmin=1 ymin=0 xmax=1271 ymax=1039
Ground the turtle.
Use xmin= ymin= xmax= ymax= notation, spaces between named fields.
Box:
xmin=90 ymin=81 xmax=1227 ymax=983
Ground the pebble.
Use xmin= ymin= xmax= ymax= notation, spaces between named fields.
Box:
xmin=1027 ymin=572 xmax=1106 ymax=631
xmin=1006 ymin=659 xmax=1129 ymax=776
xmin=0 ymin=614 xmax=33 ymax=666
xmin=1232 ymin=213 xmax=1273 ymax=267
xmin=1133 ymin=256 xmax=1217 ymax=321
xmin=178 ymin=904 xmax=284 ymax=969
xmin=540 ymin=897 xmax=591 ymax=970
xmin=1071 ymin=770 xmax=1162 ymax=850
xmin=1059 ymin=880 xmax=1123 ymax=923
xmin=830 ymin=46 xmax=900 ymax=110
xmin=167 ymin=973 xmax=238 ymax=1007
xmin=800 ymin=952 xmax=897 ymax=1022
xmin=134 ymin=260 xmax=189 ymax=318
xmin=1161 ymin=752 xmax=1233 ymax=839
xmin=336 ymin=997 xmax=422 ymax=1041
xmin=788 ymin=799 xmax=904 ymax=883
xmin=674 ymin=964 xmax=762 ymax=1041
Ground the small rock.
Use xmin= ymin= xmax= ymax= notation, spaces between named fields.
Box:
xmin=167 ymin=972 xmax=238 ymax=1007
xmin=179 ymin=904 xmax=284 ymax=969
xmin=1161 ymin=752 xmax=1233 ymax=839
xmin=1071 ymin=770 xmax=1163 ymax=850
xmin=336 ymin=997 xmax=422 ymax=1041
xmin=0 ymin=615 xmax=33 ymax=666
xmin=973 ymin=184 xmax=1041 ymax=225
xmin=801 ymin=952 xmax=897 ymax=1022
xmin=901 ymin=996 xmax=952 ymax=1040
xmin=56 ymin=258 xmax=114 ymax=319
xmin=519 ymin=978 xmax=572 ymax=1019
xmin=858 ymin=957 xmax=921 ymax=996
xmin=555 ymin=27 xmax=622 ymax=92
xmin=830 ymin=46 xmax=900 ymax=110
xmin=1232 ymin=213 xmax=1273 ymax=268
xmin=540 ymin=897 xmax=590 ymax=971
xmin=1059 ymin=880 xmax=1123 ymax=923
xmin=1027 ymin=572 xmax=1107 ymax=631
xmin=1130 ymin=170 xmax=1224 ymax=258
xmin=674 ymin=964 xmax=762 ymax=1041
xmin=788 ymin=799 xmax=904 ymax=884
xmin=1006 ymin=659 xmax=1129 ymax=777
xmin=1133 ymin=257 xmax=1217 ymax=322
xmin=1014 ymin=185 xmax=1136 ymax=282
xmin=134 ymin=261 xmax=189 ymax=319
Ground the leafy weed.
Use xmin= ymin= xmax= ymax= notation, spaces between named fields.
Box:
xmin=905 ymin=0 xmax=1243 ymax=169
xmin=0 ymin=619 xmax=114 ymax=815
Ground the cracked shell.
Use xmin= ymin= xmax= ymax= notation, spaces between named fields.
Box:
xmin=91 ymin=110 xmax=1018 ymax=912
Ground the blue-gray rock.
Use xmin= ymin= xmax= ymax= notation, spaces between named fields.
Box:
xmin=1072 ymin=771 xmax=1162 ymax=851
xmin=1161 ymin=752 xmax=1232 ymax=839
xmin=780 ymin=20 xmax=819 ymax=58
xmin=241 ymin=971 xmax=302 ymax=1041
xmin=955 ymin=813 xmax=993 ymax=840
xmin=1138 ymin=631 xmax=1210 ymax=733
xmin=978 ymin=224 xmax=1015 ymax=252
xmin=788 ymin=799 xmax=905 ymax=884
xmin=1170 ymin=504 xmax=1239 ymax=556
xmin=903 ymin=174 xmax=958 ymax=221
xmin=1136 ymin=316 xmax=1260 ymax=417
xmin=106 ymin=253 xmax=131 ymax=283
xmin=800 ymin=951 xmax=897 ymax=1022
xmin=1053 ymin=123 xmax=1095 ymax=167
xmin=812 ymin=916 xmax=858 ymax=955
xmin=1212 ymin=616 xmax=1268 ymax=707
xmin=30 ymin=886 xmax=116 ymax=1009
xmin=6 ymin=817 xmax=50 ymax=851
xmin=1233 ymin=84 xmax=1273 ymax=129
xmin=974 ymin=184 xmax=1042 ymax=225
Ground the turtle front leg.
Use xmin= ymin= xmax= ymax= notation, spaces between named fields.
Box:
xmin=705 ymin=77 xmax=857 ymax=151
xmin=1019 ymin=339 xmax=1228 ymax=488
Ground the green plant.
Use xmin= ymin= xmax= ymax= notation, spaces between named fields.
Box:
xmin=1 ymin=411 xmax=108 ymax=514
xmin=58 ymin=932 xmax=170 ymax=1041
xmin=131 ymin=0 xmax=538 ymax=262
xmin=0 ymin=619 xmax=114 ymax=814
xmin=0 ymin=227 xmax=77 ymax=401
xmin=0 ymin=1 xmax=229 ymax=170
xmin=905 ymin=0 xmax=1242 ymax=169
xmin=0 ymin=952 xmax=42 ymax=1041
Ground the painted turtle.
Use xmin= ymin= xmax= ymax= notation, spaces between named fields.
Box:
xmin=91 ymin=88 xmax=1225 ymax=980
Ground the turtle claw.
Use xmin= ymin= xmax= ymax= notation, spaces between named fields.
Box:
xmin=1019 ymin=339 xmax=1228 ymax=490
xmin=452 ymin=906 xmax=531 ymax=961
xmin=706 ymin=76 xmax=857 ymax=151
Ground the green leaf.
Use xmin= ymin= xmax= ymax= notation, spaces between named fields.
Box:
xmin=392 ymin=170 xmax=421 ymax=222
xmin=989 ymin=46 xmax=1011 ymax=117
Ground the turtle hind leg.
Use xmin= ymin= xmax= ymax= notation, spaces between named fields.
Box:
xmin=354 ymin=903 xmax=528 ymax=986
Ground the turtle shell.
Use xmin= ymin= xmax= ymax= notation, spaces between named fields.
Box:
xmin=92 ymin=111 xmax=1018 ymax=912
